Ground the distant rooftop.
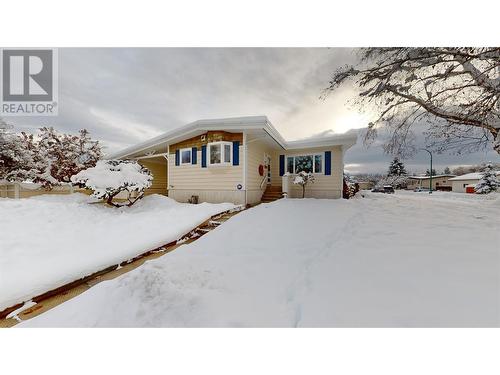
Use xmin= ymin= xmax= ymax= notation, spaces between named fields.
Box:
xmin=408 ymin=174 xmax=456 ymax=180
xmin=449 ymin=171 xmax=500 ymax=181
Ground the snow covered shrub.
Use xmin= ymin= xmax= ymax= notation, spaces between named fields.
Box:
xmin=343 ymin=178 xmax=359 ymax=199
xmin=475 ymin=164 xmax=499 ymax=194
xmin=293 ymin=171 xmax=315 ymax=198
xmin=71 ymin=160 xmax=153 ymax=207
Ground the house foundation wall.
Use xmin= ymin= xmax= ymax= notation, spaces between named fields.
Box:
xmin=168 ymin=189 xmax=245 ymax=205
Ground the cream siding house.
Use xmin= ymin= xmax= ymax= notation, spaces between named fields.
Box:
xmin=110 ymin=116 xmax=357 ymax=205
xmin=406 ymin=175 xmax=456 ymax=191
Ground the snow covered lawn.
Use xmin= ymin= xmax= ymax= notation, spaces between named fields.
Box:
xmin=0 ymin=194 xmax=235 ymax=311
xmin=19 ymin=191 xmax=500 ymax=327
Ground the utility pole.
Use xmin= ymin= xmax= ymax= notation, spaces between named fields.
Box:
xmin=420 ymin=148 xmax=433 ymax=194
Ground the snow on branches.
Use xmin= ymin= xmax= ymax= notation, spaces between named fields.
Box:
xmin=324 ymin=48 xmax=500 ymax=155
xmin=475 ymin=163 xmax=499 ymax=194
xmin=293 ymin=171 xmax=315 ymax=198
xmin=0 ymin=120 xmax=102 ymax=188
xmin=71 ymin=160 xmax=153 ymax=207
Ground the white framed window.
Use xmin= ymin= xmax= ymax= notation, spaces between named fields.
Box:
xmin=180 ymin=148 xmax=192 ymax=165
xmin=286 ymin=153 xmax=323 ymax=174
xmin=208 ymin=141 xmax=232 ymax=166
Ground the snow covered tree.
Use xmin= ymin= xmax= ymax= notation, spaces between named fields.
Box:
xmin=425 ymin=168 xmax=437 ymax=176
xmin=377 ymin=174 xmax=408 ymax=189
xmin=388 ymin=157 xmax=407 ymax=176
xmin=71 ymin=160 xmax=153 ymax=207
xmin=475 ymin=163 xmax=499 ymax=194
xmin=0 ymin=119 xmax=52 ymax=186
xmin=379 ymin=157 xmax=409 ymax=189
xmin=443 ymin=166 xmax=451 ymax=174
xmin=0 ymin=122 xmax=102 ymax=188
xmin=37 ymin=127 xmax=102 ymax=184
xmin=292 ymin=171 xmax=315 ymax=198
xmin=324 ymin=48 xmax=500 ymax=155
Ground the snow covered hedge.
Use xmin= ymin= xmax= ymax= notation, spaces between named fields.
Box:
xmin=71 ymin=160 xmax=153 ymax=207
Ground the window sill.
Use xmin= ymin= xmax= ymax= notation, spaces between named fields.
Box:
xmin=207 ymin=163 xmax=232 ymax=168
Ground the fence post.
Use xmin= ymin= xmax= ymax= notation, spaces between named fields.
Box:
xmin=14 ymin=183 xmax=20 ymax=199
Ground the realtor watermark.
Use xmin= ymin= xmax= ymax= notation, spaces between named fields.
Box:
xmin=0 ymin=48 xmax=58 ymax=116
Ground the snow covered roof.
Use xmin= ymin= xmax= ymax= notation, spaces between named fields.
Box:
xmin=109 ymin=116 xmax=357 ymax=159
xmin=449 ymin=173 xmax=484 ymax=181
xmin=408 ymin=174 xmax=456 ymax=180
xmin=449 ymin=171 xmax=500 ymax=181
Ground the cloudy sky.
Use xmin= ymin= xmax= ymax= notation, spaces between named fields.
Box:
xmin=8 ymin=48 xmax=497 ymax=174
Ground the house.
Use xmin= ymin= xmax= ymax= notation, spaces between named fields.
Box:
xmin=356 ymin=181 xmax=375 ymax=190
xmin=448 ymin=172 xmax=490 ymax=193
xmin=110 ymin=116 xmax=357 ymax=205
xmin=406 ymin=175 xmax=456 ymax=191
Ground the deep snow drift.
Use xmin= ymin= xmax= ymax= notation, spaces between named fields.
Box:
xmin=0 ymin=194 xmax=235 ymax=311
xmin=19 ymin=191 xmax=500 ymax=327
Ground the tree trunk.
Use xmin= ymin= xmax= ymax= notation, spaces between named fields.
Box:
xmin=302 ymin=185 xmax=305 ymax=198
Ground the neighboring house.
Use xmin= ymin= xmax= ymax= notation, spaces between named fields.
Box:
xmin=406 ymin=175 xmax=456 ymax=191
xmin=110 ymin=116 xmax=357 ymax=205
xmin=356 ymin=181 xmax=375 ymax=190
xmin=448 ymin=172 xmax=499 ymax=193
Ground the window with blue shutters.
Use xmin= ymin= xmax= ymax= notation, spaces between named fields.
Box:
xmin=207 ymin=141 xmax=232 ymax=166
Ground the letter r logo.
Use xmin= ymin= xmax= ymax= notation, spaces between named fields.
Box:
xmin=2 ymin=50 xmax=53 ymax=101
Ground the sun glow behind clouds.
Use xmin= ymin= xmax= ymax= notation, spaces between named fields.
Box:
xmin=334 ymin=112 xmax=370 ymax=134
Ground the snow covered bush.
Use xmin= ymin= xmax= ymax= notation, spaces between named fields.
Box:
xmin=71 ymin=160 xmax=153 ymax=207
xmin=343 ymin=177 xmax=359 ymax=199
xmin=293 ymin=171 xmax=315 ymax=198
xmin=475 ymin=164 xmax=499 ymax=194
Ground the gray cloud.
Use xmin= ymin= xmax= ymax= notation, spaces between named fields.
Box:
xmin=5 ymin=48 xmax=498 ymax=172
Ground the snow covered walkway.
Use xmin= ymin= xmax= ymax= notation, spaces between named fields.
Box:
xmin=18 ymin=192 xmax=500 ymax=327
xmin=0 ymin=194 xmax=235 ymax=312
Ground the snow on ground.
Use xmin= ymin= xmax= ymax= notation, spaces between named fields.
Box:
xmin=0 ymin=194 xmax=235 ymax=311
xmin=19 ymin=191 xmax=500 ymax=327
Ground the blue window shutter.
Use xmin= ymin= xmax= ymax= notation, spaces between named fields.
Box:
xmin=192 ymin=147 xmax=197 ymax=164
xmin=325 ymin=151 xmax=331 ymax=175
xmin=232 ymin=141 xmax=239 ymax=166
xmin=279 ymin=155 xmax=285 ymax=176
xmin=175 ymin=149 xmax=180 ymax=166
xmin=201 ymin=145 xmax=207 ymax=168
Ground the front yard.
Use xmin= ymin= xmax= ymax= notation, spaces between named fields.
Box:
xmin=0 ymin=194 xmax=235 ymax=312
xmin=17 ymin=191 xmax=500 ymax=327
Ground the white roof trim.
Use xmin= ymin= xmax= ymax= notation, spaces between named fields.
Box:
xmin=109 ymin=116 xmax=357 ymax=159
